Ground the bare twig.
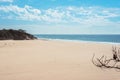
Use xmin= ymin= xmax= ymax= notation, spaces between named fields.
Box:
xmin=92 ymin=46 xmax=120 ymax=70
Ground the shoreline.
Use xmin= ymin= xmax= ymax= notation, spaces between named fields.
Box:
xmin=0 ymin=39 xmax=120 ymax=46
xmin=0 ymin=39 xmax=120 ymax=45
xmin=35 ymin=34 xmax=120 ymax=44
xmin=37 ymin=38 xmax=120 ymax=45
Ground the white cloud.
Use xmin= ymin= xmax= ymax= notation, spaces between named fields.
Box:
xmin=0 ymin=0 xmax=13 ymax=2
xmin=0 ymin=4 xmax=120 ymax=27
xmin=0 ymin=5 xmax=42 ymax=20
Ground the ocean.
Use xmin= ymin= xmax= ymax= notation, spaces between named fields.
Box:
xmin=35 ymin=34 xmax=120 ymax=43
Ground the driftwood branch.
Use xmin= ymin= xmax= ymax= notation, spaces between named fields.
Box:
xmin=92 ymin=46 xmax=120 ymax=70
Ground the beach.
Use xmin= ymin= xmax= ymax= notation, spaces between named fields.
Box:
xmin=0 ymin=40 xmax=120 ymax=80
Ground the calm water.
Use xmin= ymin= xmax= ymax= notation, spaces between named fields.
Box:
xmin=35 ymin=34 xmax=120 ymax=43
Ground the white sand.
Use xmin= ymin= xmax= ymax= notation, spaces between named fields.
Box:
xmin=0 ymin=40 xmax=120 ymax=80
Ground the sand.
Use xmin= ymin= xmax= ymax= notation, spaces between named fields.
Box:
xmin=0 ymin=40 xmax=120 ymax=80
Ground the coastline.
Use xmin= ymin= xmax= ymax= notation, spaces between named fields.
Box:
xmin=0 ymin=40 xmax=120 ymax=80
xmin=35 ymin=34 xmax=120 ymax=44
xmin=37 ymin=38 xmax=120 ymax=45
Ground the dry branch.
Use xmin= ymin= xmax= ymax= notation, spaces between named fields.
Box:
xmin=92 ymin=46 xmax=120 ymax=70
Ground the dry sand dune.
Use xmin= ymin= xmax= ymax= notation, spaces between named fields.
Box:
xmin=0 ymin=40 xmax=120 ymax=80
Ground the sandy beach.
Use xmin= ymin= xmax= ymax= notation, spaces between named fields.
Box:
xmin=0 ymin=40 xmax=120 ymax=80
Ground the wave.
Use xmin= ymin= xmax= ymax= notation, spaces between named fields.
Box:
xmin=37 ymin=37 xmax=120 ymax=45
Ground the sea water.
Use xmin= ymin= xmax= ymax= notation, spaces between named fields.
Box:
xmin=35 ymin=34 xmax=120 ymax=43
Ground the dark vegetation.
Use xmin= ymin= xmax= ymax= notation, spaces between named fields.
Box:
xmin=92 ymin=46 xmax=120 ymax=70
xmin=0 ymin=29 xmax=37 ymax=40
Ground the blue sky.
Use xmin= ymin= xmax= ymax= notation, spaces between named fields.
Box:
xmin=0 ymin=0 xmax=120 ymax=34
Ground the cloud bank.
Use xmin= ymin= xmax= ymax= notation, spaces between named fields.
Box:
xmin=0 ymin=4 xmax=120 ymax=28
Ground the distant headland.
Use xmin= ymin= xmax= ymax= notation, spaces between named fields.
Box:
xmin=0 ymin=29 xmax=37 ymax=40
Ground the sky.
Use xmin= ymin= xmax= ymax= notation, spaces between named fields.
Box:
xmin=0 ymin=0 xmax=120 ymax=34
